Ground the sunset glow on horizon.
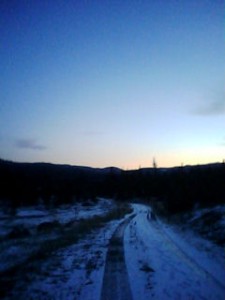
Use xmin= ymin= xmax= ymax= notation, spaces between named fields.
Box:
xmin=1 ymin=1 xmax=224 ymax=169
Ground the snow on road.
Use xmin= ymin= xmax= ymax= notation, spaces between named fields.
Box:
xmin=124 ymin=204 xmax=225 ymax=300
xmin=101 ymin=215 xmax=135 ymax=300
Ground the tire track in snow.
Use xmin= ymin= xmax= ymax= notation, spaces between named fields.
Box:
xmin=101 ymin=215 xmax=135 ymax=300
xmin=147 ymin=211 xmax=225 ymax=292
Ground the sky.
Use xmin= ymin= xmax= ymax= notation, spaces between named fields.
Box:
xmin=0 ymin=0 xmax=224 ymax=169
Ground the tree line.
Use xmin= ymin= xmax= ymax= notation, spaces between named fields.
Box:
xmin=0 ymin=159 xmax=224 ymax=215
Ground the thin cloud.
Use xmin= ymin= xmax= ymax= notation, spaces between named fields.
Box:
xmin=16 ymin=139 xmax=47 ymax=151
xmin=82 ymin=130 xmax=105 ymax=136
xmin=194 ymin=95 xmax=225 ymax=116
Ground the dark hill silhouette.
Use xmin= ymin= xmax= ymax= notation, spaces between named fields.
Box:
xmin=0 ymin=159 xmax=224 ymax=215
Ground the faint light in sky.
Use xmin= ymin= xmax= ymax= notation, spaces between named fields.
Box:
xmin=0 ymin=0 xmax=224 ymax=168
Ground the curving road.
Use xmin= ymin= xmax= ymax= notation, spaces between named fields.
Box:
xmin=100 ymin=204 xmax=225 ymax=300
xmin=125 ymin=204 xmax=225 ymax=300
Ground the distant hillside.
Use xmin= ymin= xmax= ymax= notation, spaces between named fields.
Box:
xmin=0 ymin=159 xmax=225 ymax=214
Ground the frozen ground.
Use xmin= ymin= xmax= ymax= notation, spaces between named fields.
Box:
xmin=0 ymin=198 xmax=116 ymax=274
xmin=183 ymin=204 xmax=225 ymax=246
xmin=0 ymin=198 xmax=114 ymax=235
xmin=1 ymin=201 xmax=225 ymax=299
xmin=5 ymin=219 xmax=121 ymax=300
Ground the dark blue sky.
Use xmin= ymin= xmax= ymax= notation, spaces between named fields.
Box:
xmin=0 ymin=0 xmax=224 ymax=168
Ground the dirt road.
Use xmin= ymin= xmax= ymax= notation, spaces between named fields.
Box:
xmin=100 ymin=215 xmax=135 ymax=300
xmin=99 ymin=204 xmax=225 ymax=300
xmin=125 ymin=204 xmax=225 ymax=300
